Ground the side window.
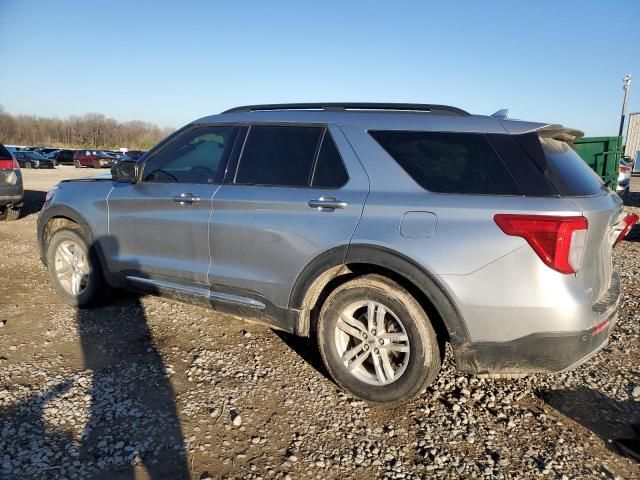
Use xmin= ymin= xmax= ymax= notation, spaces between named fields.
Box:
xmin=235 ymin=125 xmax=323 ymax=187
xmin=311 ymin=132 xmax=349 ymax=188
xmin=143 ymin=126 xmax=234 ymax=184
xmin=370 ymin=130 xmax=521 ymax=195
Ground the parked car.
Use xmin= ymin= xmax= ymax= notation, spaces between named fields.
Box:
xmin=36 ymin=148 xmax=60 ymax=156
xmin=124 ymin=150 xmax=147 ymax=160
xmin=53 ymin=149 xmax=76 ymax=165
xmin=73 ymin=150 xmax=117 ymax=168
xmin=0 ymin=142 xmax=23 ymax=221
xmin=106 ymin=151 xmax=129 ymax=162
xmin=37 ymin=103 xmax=638 ymax=404
xmin=617 ymin=160 xmax=632 ymax=195
xmin=14 ymin=150 xmax=55 ymax=169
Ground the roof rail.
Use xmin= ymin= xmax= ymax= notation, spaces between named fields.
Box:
xmin=222 ymin=103 xmax=470 ymax=116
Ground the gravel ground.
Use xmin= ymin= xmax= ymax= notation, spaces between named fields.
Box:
xmin=0 ymin=167 xmax=639 ymax=479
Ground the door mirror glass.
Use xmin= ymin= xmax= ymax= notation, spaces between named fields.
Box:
xmin=111 ymin=160 xmax=139 ymax=183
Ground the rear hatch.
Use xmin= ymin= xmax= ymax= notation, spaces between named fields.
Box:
xmin=519 ymin=127 xmax=623 ymax=304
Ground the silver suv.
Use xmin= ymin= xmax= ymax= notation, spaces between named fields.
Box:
xmin=37 ymin=103 xmax=637 ymax=404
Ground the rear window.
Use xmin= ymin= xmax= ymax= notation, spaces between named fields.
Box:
xmin=515 ymin=134 xmax=605 ymax=196
xmin=0 ymin=143 xmax=12 ymax=159
xmin=370 ymin=130 xmax=521 ymax=195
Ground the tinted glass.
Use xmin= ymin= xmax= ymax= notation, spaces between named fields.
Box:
xmin=487 ymin=134 xmax=559 ymax=197
xmin=370 ymin=131 xmax=521 ymax=195
xmin=311 ymin=132 xmax=349 ymax=188
xmin=539 ymin=137 xmax=605 ymax=196
xmin=235 ymin=126 xmax=323 ymax=187
xmin=0 ymin=143 xmax=11 ymax=159
xmin=143 ymin=126 xmax=234 ymax=184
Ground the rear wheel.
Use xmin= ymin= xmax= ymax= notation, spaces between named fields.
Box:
xmin=0 ymin=205 xmax=21 ymax=221
xmin=46 ymin=228 xmax=104 ymax=307
xmin=317 ymin=274 xmax=441 ymax=405
xmin=74 ymin=160 xmax=81 ymax=168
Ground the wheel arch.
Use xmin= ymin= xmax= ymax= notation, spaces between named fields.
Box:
xmin=37 ymin=205 xmax=109 ymax=277
xmin=290 ymin=244 xmax=472 ymax=357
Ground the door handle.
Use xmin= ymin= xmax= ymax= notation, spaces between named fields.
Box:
xmin=308 ymin=196 xmax=347 ymax=211
xmin=173 ymin=192 xmax=201 ymax=205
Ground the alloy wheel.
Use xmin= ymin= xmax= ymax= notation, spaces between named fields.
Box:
xmin=334 ymin=300 xmax=410 ymax=385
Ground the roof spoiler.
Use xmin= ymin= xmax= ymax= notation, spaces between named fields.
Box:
xmin=535 ymin=125 xmax=584 ymax=142
xmin=499 ymin=119 xmax=584 ymax=141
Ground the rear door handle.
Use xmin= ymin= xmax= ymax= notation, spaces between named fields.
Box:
xmin=308 ymin=196 xmax=347 ymax=211
xmin=173 ymin=192 xmax=201 ymax=205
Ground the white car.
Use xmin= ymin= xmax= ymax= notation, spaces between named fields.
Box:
xmin=617 ymin=159 xmax=631 ymax=196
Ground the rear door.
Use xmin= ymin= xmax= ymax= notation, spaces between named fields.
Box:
xmin=106 ymin=125 xmax=237 ymax=289
xmin=209 ymin=124 xmax=369 ymax=308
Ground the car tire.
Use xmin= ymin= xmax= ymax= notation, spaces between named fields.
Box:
xmin=24 ymin=162 xmax=32 ymax=169
xmin=0 ymin=205 xmax=21 ymax=221
xmin=317 ymin=274 xmax=441 ymax=405
xmin=46 ymin=228 xmax=104 ymax=307
xmin=74 ymin=160 xmax=81 ymax=168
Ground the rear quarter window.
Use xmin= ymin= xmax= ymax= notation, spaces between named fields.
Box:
xmin=369 ymin=130 xmax=521 ymax=195
xmin=515 ymin=134 xmax=605 ymax=197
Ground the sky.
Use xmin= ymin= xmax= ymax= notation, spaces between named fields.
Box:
xmin=0 ymin=0 xmax=639 ymax=136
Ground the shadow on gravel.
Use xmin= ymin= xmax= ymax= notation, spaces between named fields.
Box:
xmin=75 ymin=236 xmax=189 ymax=479
xmin=622 ymin=191 xmax=640 ymax=208
xmin=0 ymin=380 xmax=75 ymax=478
xmin=538 ymin=387 xmax=640 ymax=457
xmin=19 ymin=189 xmax=46 ymax=218
xmin=625 ymin=224 xmax=640 ymax=242
xmin=274 ymin=331 xmax=334 ymax=384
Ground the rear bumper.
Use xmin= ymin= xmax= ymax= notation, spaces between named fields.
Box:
xmin=457 ymin=273 xmax=620 ymax=375
xmin=0 ymin=186 xmax=24 ymax=207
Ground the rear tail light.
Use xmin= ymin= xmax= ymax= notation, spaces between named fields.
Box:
xmin=613 ymin=213 xmax=639 ymax=246
xmin=0 ymin=158 xmax=19 ymax=169
xmin=494 ymin=214 xmax=588 ymax=274
xmin=620 ymin=165 xmax=631 ymax=174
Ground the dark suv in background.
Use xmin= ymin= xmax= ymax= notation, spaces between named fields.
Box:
xmin=52 ymin=149 xmax=76 ymax=165
xmin=0 ymin=142 xmax=23 ymax=221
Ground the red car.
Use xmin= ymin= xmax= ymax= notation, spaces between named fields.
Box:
xmin=73 ymin=150 xmax=117 ymax=168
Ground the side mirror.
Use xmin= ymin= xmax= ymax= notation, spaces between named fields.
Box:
xmin=111 ymin=160 xmax=139 ymax=183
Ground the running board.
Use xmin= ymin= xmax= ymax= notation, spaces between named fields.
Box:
xmin=126 ymin=276 xmax=265 ymax=310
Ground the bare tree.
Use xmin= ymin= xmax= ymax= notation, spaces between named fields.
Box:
xmin=0 ymin=106 xmax=173 ymax=150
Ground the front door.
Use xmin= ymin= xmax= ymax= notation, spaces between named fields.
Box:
xmin=106 ymin=125 xmax=237 ymax=289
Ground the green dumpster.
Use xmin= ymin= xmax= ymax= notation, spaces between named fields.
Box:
xmin=572 ymin=136 xmax=622 ymax=189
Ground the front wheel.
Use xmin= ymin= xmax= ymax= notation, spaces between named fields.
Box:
xmin=74 ymin=160 xmax=81 ymax=168
xmin=46 ymin=228 xmax=104 ymax=307
xmin=317 ymin=274 xmax=441 ymax=405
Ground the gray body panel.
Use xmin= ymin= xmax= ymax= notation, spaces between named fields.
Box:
xmin=107 ymin=182 xmax=219 ymax=286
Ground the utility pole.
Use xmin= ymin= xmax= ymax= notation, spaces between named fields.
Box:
xmin=619 ymin=74 xmax=632 ymax=137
